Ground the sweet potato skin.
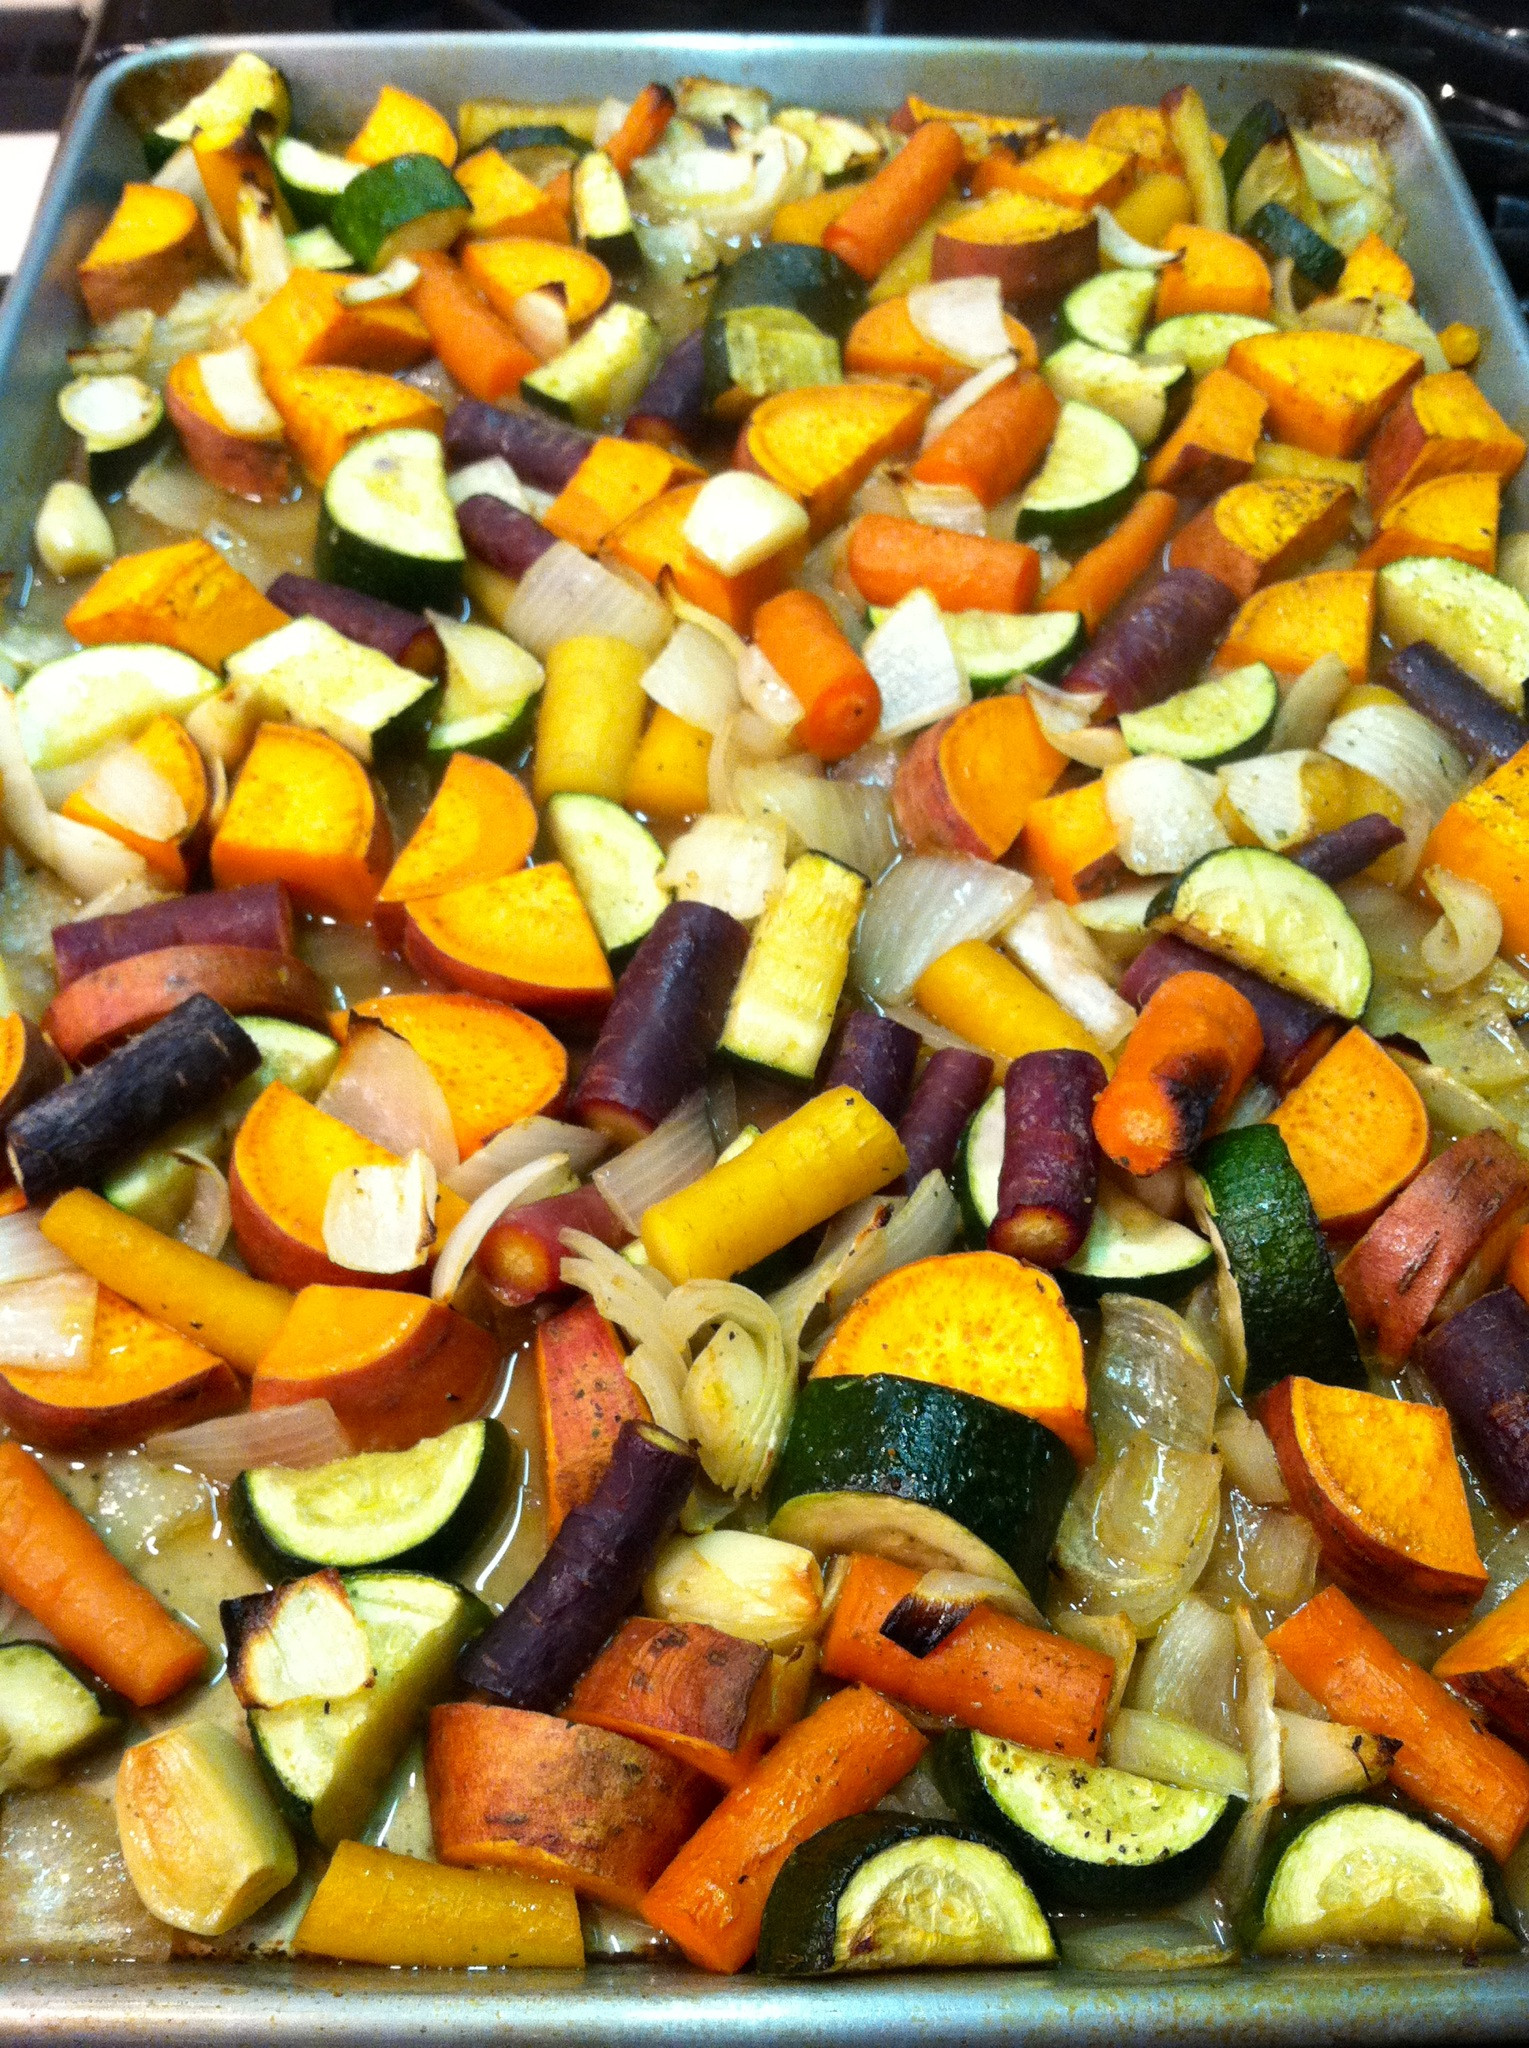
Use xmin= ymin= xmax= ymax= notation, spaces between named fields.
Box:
xmin=563 ymin=1617 xmax=775 ymax=1786
xmin=165 ymin=355 xmax=291 ymax=503
xmin=1433 ymin=1578 xmax=1529 ymax=1744
xmin=77 ymin=184 xmax=208 ymax=323
xmin=534 ymin=1296 xmax=649 ymax=1538
xmin=44 ymin=945 xmax=330 ymax=1066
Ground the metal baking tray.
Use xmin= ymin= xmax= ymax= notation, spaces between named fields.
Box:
xmin=3 ymin=31 xmax=1529 ymax=2043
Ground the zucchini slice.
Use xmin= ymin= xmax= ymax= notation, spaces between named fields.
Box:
xmin=225 ymin=614 xmax=439 ymax=761
xmin=1148 ymin=844 xmax=1372 ymax=1019
xmin=272 ymin=136 xmax=361 ymax=229
xmin=708 ymin=241 xmax=867 ymax=341
xmin=706 ymin=307 xmax=842 ymax=410
xmin=939 ymin=608 xmax=1084 ymax=691
xmin=523 ymin=303 xmax=663 ymax=430
xmin=1017 ymin=400 xmax=1141 ymax=538
xmin=231 ymin=1418 xmax=509 ymax=1580
xmin=572 ymin=149 xmax=640 ymax=277
xmin=144 ymin=52 xmax=290 ymax=171
xmin=316 ymin=427 xmax=464 ymax=616
xmin=1118 ymin=661 xmax=1279 ymax=766
xmin=330 ymin=153 xmax=471 ymax=272
xmin=426 ymin=612 xmax=543 ymax=759
xmin=719 ymin=850 xmax=866 ymax=1081
xmin=248 ymin=1570 xmax=490 ymax=1846
xmin=0 ymin=1644 xmax=114 ymax=1792
xmin=1245 ymin=1801 xmax=1515 ymax=1956
xmin=757 ymin=1814 xmax=1055 ymax=1975
xmin=474 ymin=124 xmax=592 ymax=184
xmin=766 ymin=1372 xmax=1076 ymax=1604
xmin=1043 ymin=341 xmax=1186 ymax=449
xmin=57 ymin=373 xmax=166 ymax=498
xmin=1244 ymin=201 xmax=1343 ymax=295
xmin=284 ymin=225 xmax=355 ymax=271
xmin=16 ymin=642 xmax=219 ymax=771
xmin=544 ymin=792 xmax=669 ymax=956
xmin=1143 ymin=312 xmax=1276 ymax=377
xmin=1061 ymin=268 xmax=1159 ymax=355
xmin=935 ymin=1730 xmax=1242 ymax=1911
xmin=954 ymin=1086 xmax=1005 ymax=1248
xmin=1377 ymin=556 xmax=1529 ymax=714
xmin=1191 ymin=1122 xmax=1364 ymax=1401
xmin=1220 ymin=99 xmax=1290 ymax=217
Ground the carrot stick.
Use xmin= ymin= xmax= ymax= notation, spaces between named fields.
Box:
xmin=823 ymin=120 xmax=966 ymax=282
xmin=1091 ymin=969 xmax=1262 ymax=1176
xmin=1267 ymin=1585 xmax=1529 ymax=1862
xmin=0 ymin=1441 xmax=207 ymax=1707
xmin=408 ymin=252 xmax=537 ymax=405
xmin=848 ymin=513 xmax=1039 ymax=613
xmin=819 ymin=1554 xmax=1113 ymax=1756
xmin=641 ymin=1684 xmax=926 ymax=1972
xmin=910 ymin=369 xmax=1060 ymax=507
xmin=1041 ymin=489 xmax=1181 ymax=634
xmin=604 ymin=84 xmax=676 ymax=179
xmin=751 ymin=589 xmax=881 ymax=761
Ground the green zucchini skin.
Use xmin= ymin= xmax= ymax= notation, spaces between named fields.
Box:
xmin=1220 ymin=99 xmax=1289 ymax=213
xmin=1244 ymin=201 xmax=1344 ymax=293
xmin=707 ymin=242 xmax=867 ymax=341
xmin=315 ymin=428 xmax=465 ymax=616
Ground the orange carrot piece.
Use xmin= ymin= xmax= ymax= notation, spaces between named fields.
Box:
xmin=819 ymin=1554 xmax=1113 ymax=1756
xmin=1154 ymin=223 xmax=1273 ymax=320
xmin=603 ymin=85 xmax=676 ymax=179
xmin=0 ymin=1440 xmax=207 ymax=1708
xmin=824 ymin=121 xmax=967 ymax=282
xmin=750 ymin=589 xmax=881 ymax=762
xmin=1267 ymin=1585 xmax=1529 ymax=1861
xmin=909 ymin=368 xmax=1059 ymax=507
xmin=408 ymin=251 xmax=536 ymax=404
xmin=641 ymin=1685 xmax=927 ymax=1972
xmin=1092 ymin=970 xmax=1262 ymax=1176
xmin=1040 ymin=489 xmax=1180 ymax=635
xmin=847 ymin=513 xmax=1039 ymax=613
xmin=1019 ymin=778 xmax=1120 ymax=904
xmin=1267 ymin=1026 xmax=1429 ymax=1233
xmin=534 ymin=1296 xmax=649 ymax=1538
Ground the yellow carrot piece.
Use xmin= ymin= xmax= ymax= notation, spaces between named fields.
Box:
xmin=641 ymin=1088 xmax=907 ymax=1284
xmin=914 ymin=941 xmax=1111 ymax=1074
xmin=294 ymin=1840 xmax=584 ymax=1969
xmin=41 ymin=1188 xmax=292 ymax=1374
xmin=533 ymin=634 xmax=650 ymax=804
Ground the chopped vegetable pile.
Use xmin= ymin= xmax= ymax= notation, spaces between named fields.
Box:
xmin=6 ymin=55 xmax=1529 ymax=1979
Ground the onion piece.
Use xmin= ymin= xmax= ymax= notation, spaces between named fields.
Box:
xmin=0 ymin=1272 xmax=97 ymax=1369
xmin=1320 ymin=701 xmax=1467 ymax=823
xmin=0 ymin=689 xmax=150 ymax=899
xmin=1055 ymin=1430 xmax=1222 ymax=1635
xmin=824 ymin=1170 xmax=959 ymax=1326
xmin=919 ymin=353 xmax=1018 ymax=449
xmin=1024 ymin=679 xmax=1131 ymax=767
xmin=1104 ymin=755 xmax=1229 ymax=875
xmin=171 ymin=1154 xmax=231 ymax=1257
xmin=1091 ymin=1295 xmax=1221 ymax=1462
xmin=560 ymin=1229 xmax=686 ymax=1437
xmin=1001 ymin=900 xmax=1135 ymax=1049
xmin=197 ymin=340 xmax=285 ymax=434
xmin=446 ymin=455 xmax=532 ymax=513
xmin=1339 ymin=879 xmax=1435 ymax=985
xmin=882 ymin=1001 xmax=992 ymax=1061
xmin=658 ymin=812 xmax=789 ymax=922
xmin=880 ymin=1567 xmax=1044 ymax=1655
xmin=317 ymin=1019 xmax=460 ymax=1179
xmin=446 ymin=1116 xmax=608 ymax=1200
xmin=1218 ymin=1607 xmax=1282 ymax=1915
xmin=900 ymin=481 xmax=988 ymax=535
xmin=1269 ymin=650 xmax=1349 ymax=751
xmin=907 ymin=276 xmax=1011 ymax=367
xmin=145 ymin=1398 xmax=352 ymax=1482
xmin=706 ymin=707 xmax=795 ymax=813
xmin=322 ymin=1149 xmax=438 ymax=1273
xmin=74 ymin=747 xmax=188 ymax=841
xmin=431 ymin=1150 xmax=572 ymax=1304
xmin=594 ymin=1090 xmax=716 ymax=1234
xmin=770 ymin=1195 xmax=901 ymax=1367
xmin=640 ymin=621 xmax=740 ymax=734
xmin=1245 ymin=1508 xmax=1319 ymax=1612
xmin=736 ymin=642 xmax=803 ymax=728
xmin=510 ymin=286 xmax=571 ymax=361
xmin=1277 ymin=1708 xmax=1398 ymax=1803
xmin=503 ymin=541 xmax=672 ymax=659
xmin=682 ymin=472 xmax=810 ymax=578
xmin=666 ymin=1279 xmax=793 ymax=1495
xmin=834 ymin=738 xmax=900 ymax=789
xmin=339 ymin=257 xmax=420 ymax=306
xmin=733 ymin=762 xmax=895 ymax=880
xmin=855 ymin=854 xmax=1032 ymax=1006
xmin=644 ymin=1528 xmax=825 ymax=1651
xmin=0 ymin=1211 xmax=77 ymax=1285
xmin=1134 ymin=1595 xmax=1241 ymax=1747
xmin=865 ymin=589 xmax=971 ymax=739
xmin=1094 ymin=204 xmax=1183 ymax=268
xmin=1213 ymin=1404 xmax=1289 ymax=1504
xmin=1420 ymin=865 xmax=1502 ymax=992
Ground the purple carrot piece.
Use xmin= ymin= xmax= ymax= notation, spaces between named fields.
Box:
xmin=824 ymin=1011 xmax=921 ymax=1124
xmin=456 ymin=494 xmax=558 ymax=579
xmin=474 ymin=1183 xmax=624 ymax=1308
xmin=1386 ymin=641 xmax=1529 ymax=766
xmin=1419 ymin=1287 xmax=1529 ymax=1516
xmin=896 ymin=1047 xmax=993 ymax=1191
xmin=52 ymin=883 xmax=293 ymax=990
xmin=1063 ymin=568 xmax=1236 ymax=713
xmin=1118 ymin=935 xmax=1338 ymax=1090
xmin=265 ymin=574 xmax=441 ymax=677
xmin=624 ymin=330 xmax=708 ymax=452
xmin=1286 ymin=813 xmax=1406 ymax=885
xmin=988 ymin=1049 xmax=1106 ymax=1268
xmin=444 ymin=399 xmax=594 ymax=492
xmin=571 ymin=902 xmax=750 ymax=1146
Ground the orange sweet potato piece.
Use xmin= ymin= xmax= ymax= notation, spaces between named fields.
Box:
xmin=741 ymin=382 xmax=931 ymax=535
xmin=976 ymin=135 xmax=1133 ymax=211
xmin=403 ymin=863 xmax=613 ymax=1022
xmin=1144 ymin=367 xmax=1267 ymax=497
xmin=211 ymin=722 xmax=391 ymax=924
xmin=1338 ymin=232 xmax=1415 ymax=302
xmin=1338 ymin=1130 xmax=1529 ymax=1366
xmin=346 ymin=84 xmax=457 ymax=168
xmin=265 ymin=367 xmax=444 ymax=485
xmin=460 ymin=238 xmax=611 ymax=327
xmin=0 ymin=1015 xmax=66 ymax=1171
xmin=243 ymin=268 xmax=432 ymax=379
xmin=454 ymin=148 xmax=569 ymax=241
xmin=843 ymin=295 xmax=1037 ymax=393
xmin=1356 ymin=468 xmax=1500 ymax=572
xmin=1260 ymin=1377 xmax=1486 ymax=1622
xmin=603 ymin=482 xmax=800 ymax=633
xmin=375 ymin=753 xmax=537 ymax=942
xmin=1268 ymin=1027 xmax=1429 ymax=1234
xmin=1154 ymin=222 xmax=1272 ymax=320
xmin=0 ymin=1286 xmax=241 ymax=1454
xmin=65 ymin=538 xmax=288 ymax=669
xmin=165 ymin=352 xmax=291 ymax=503
xmin=1366 ymin=370 xmax=1527 ymax=512
xmin=352 ymin=991 xmax=567 ymax=1155
xmin=1226 ymin=329 xmax=1423 ymax=459
xmin=811 ymin=1249 xmax=1092 ymax=1464
xmin=1214 ymin=568 xmax=1375 ymax=681
xmin=930 ymin=191 xmax=1098 ymax=307
xmin=60 ymin=712 xmax=210 ymax=889
xmin=1020 ymin=777 xmax=1120 ymax=904
xmin=1168 ymin=476 xmax=1354 ymax=599
xmin=1433 ymin=1579 xmax=1529 ymax=1744
xmin=1088 ymin=104 xmax=1180 ymax=174
xmin=892 ymin=696 xmax=1065 ymax=859
xmin=1425 ymin=745 xmax=1529 ymax=957
xmin=76 ymin=183 xmax=207 ymax=323
xmin=426 ymin=1702 xmax=714 ymax=1912
xmin=544 ymin=438 xmax=702 ymax=554
xmin=533 ymin=1297 xmax=649 ymax=1538
xmin=250 ymin=1285 xmax=497 ymax=1451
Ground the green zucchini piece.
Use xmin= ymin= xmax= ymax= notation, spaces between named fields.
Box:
xmin=572 ymin=148 xmax=639 ymax=277
xmin=1377 ymin=556 xmax=1529 ymax=714
xmin=544 ymin=792 xmax=668 ymax=957
xmin=1220 ymin=100 xmax=1289 ymax=216
xmin=57 ymin=373 xmax=167 ymax=498
xmin=143 ymin=52 xmax=290 ymax=172
xmin=248 ymin=1570 xmax=490 ymax=1847
xmin=0 ymin=1644 xmax=114 ymax=1793
xmin=935 ymin=1730 xmax=1242 ymax=1911
xmin=1118 ymin=661 xmax=1279 ymax=766
xmin=523 ymin=302 xmax=663 ymax=430
xmin=767 ymin=1373 xmax=1075 ymax=1604
xmin=937 ymin=607 xmax=1084 ymax=690
xmin=329 ymin=154 xmax=471 ymax=272
xmin=1191 ymin=1122 xmax=1364 ymax=1401
xmin=708 ymin=242 xmax=867 ymax=342
xmin=272 ymin=137 xmax=361 ymax=229
xmin=473 ymin=125 xmax=592 ymax=183
xmin=719 ymin=850 xmax=865 ymax=1080
xmin=757 ymin=1813 xmax=1055 ymax=1975
xmin=1147 ymin=844 xmax=1372 ymax=1019
xmin=1061 ymin=268 xmax=1159 ymax=355
xmin=426 ymin=612 xmax=543 ymax=758
xmin=316 ymin=427 xmax=464 ymax=617
xmin=1243 ymin=1801 xmax=1515 ymax=1956
xmin=1017 ymin=400 xmax=1141 ymax=537
xmin=1143 ymin=312 xmax=1277 ymax=377
xmin=954 ymin=1086 xmax=1005 ymax=1248
xmin=1043 ymin=341 xmax=1186 ymax=449
xmin=705 ymin=306 xmax=841 ymax=408
xmin=231 ymin=1418 xmax=509 ymax=1581
xmin=284 ymin=225 xmax=355 ymax=271
xmin=224 ymin=614 xmax=439 ymax=761
xmin=1244 ymin=201 xmax=1344 ymax=294
xmin=16 ymin=642 xmax=219 ymax=772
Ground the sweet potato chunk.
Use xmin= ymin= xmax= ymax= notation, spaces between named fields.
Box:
xmin=1214 ymin=569 xmax=1375 ymax=681
xmin=1425 ymin=744 xmax=1529 ymax=958
xmin=77 ymin=184 xmax=207 ymax=323
xmin=65 ymin=539 xmax=288 ymax=670
xmin=211 ymin=723 xmax=391 ymax=924
xmin=1227 ymin=329 xmax=1424 ymax=458
xmin=1434 ymin=1580 xmax=1529 ymax=1743
xmin=243 ymin=268 xmax=432 ymax=379
xmin=1168 ymin=477 xmax=1354 ymax=600
xmin=1366 ymin=370 xmax=1527 ymax=513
